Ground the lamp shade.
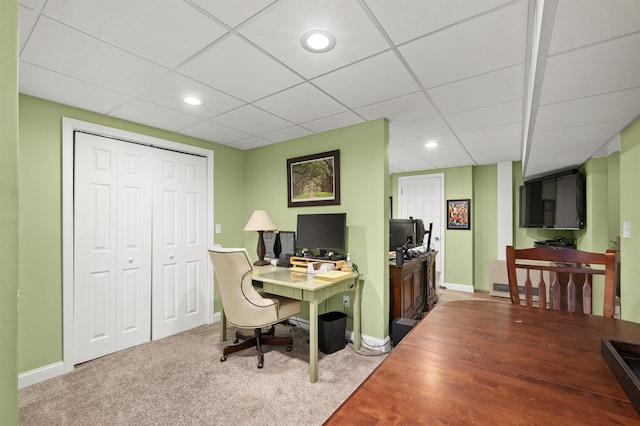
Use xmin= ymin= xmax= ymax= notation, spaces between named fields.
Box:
xmin=244 ymin=210 xmax=277 ymax=231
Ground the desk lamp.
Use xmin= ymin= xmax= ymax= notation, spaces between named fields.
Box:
xmin=244 ymin=210 xmax=277 ymax=266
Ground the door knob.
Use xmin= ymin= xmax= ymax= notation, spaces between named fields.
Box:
xmin=434 ymin=236 xmax=440 ymax=242
xmin=169 ymin=253 xmax=174 ymax=259
xmin=128 ymin=257 xmax=134 ymax=263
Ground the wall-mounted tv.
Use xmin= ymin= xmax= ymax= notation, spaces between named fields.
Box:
xmin=519 ymin=170 xmax=585 ymax=230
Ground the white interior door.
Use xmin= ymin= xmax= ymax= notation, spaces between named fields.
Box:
xmin=152 ymin=150 xmax=208 ymax=340
xmin=74 ymin=133 xmax=152 ymax=363
xmin=399 ymin=174 xmax=444 ymax=287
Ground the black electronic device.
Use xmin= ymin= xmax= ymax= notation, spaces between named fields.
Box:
xmin=389 ymin=218 xmax=415 ymax=252
xmin=391 ymin=317 xmax=417 ymax=346
xmin=519 ymin=170 xmax=585 ymax=230
xmin=296 ymin=213 xmax=347 ymax=257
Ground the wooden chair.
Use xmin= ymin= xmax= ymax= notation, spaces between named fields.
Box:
xmin=505 ymin=245 xmax=616 ymax=317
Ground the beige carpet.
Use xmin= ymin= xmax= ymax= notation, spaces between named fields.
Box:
xmin=20 ymin=290 xmax=496 ymax=425
xmin=19 ymin=321 xmax=386 ymax=426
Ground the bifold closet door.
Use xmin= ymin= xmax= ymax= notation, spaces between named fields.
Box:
xmin=74 ymin=133 xmax=152 ymax=364
xmin=151 ymin=150 xmax=208 ymax=339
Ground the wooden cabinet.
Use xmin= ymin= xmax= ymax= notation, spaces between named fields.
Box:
xmin=390 ymin=252 xmax=438 ymax=320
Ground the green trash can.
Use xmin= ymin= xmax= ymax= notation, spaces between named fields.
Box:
xmin=318 ymin=311 xmax=347 ymax=354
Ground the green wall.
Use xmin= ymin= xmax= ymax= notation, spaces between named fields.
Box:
xmin=1 ymin=1 xmax=19 ymax=422
xmin=244 ymin=119 xmax=390 ymax=339
xmin=18 ymin=95 xmax=246 ymax=373
xmin=472 ymin=165 xmax=497 ymax=291
xmin=620 ymin=118 xmax=640 ymax=322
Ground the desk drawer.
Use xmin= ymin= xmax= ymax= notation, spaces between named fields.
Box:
xmin=263 ymin=282 xmax=303 ymax=300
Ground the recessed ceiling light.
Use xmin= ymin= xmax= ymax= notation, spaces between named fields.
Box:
xmin=301 ymin=29 xmax=336 ymax=53
xmin=184 ymin=96 xmax=202 ymax=106
xmin=425 ymin=141 xmax=438 ymax=149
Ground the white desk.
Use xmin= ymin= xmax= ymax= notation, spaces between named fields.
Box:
xmin=219 ymin=264 xmax=361 ymax=383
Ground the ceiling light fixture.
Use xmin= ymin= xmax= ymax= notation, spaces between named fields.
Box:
xmin=301 ymin=29 xmax=336 ymax=53
xmin=184 ymin=96 xmax=203 ymax=106
xmin=425 ymin=141 xmax=439 ymax=149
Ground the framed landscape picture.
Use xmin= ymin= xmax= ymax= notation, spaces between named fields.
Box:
xmin=447 ymin=199 xmax=471 ymax=230
xmin=287 ymin=150 xmax=340 ymax=207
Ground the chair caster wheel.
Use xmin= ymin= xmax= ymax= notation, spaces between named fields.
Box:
xmin=286 ymin=345 xmax=292 ymax=352
xmin=257 ymin=362 xmax=263 ymax=369
xmin=220 ymin=355 xmax=227 ymax=362
xmin=233 ymin=338 xmax=239 ymax=344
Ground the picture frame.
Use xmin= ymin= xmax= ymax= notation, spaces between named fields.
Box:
xmin=447 ymin=199 xmax=471 ymax=230
xmin=287 ymin=150 xmax=340 ymax=207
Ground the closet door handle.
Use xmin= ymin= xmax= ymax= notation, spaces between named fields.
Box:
xmin=169 ymin=253 xmax=174 ymax=259
xmin=128 ymin=257 xmax=134 ymax=263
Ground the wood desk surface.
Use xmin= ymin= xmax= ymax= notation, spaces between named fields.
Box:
xmin=325 ymin=300 xmax=640 ymax=425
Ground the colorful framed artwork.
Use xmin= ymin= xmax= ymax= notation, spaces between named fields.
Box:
xmin=447 ymin=199 xmax=471 ymax=230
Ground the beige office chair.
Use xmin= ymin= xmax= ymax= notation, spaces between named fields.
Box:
xmin=209 ymin=247 xmax=301 ymax=368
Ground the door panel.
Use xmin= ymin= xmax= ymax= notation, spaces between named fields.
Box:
xmin=74 ymin=134 xmax=119 ymax=363
xmin=399 ymin=175 xmax=444 ymax=287
xmin=152 ymin=151 xmax=207 ymax=339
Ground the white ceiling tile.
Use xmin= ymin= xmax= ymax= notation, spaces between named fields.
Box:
xmin=42 ymin=0 xmax=228 ymax=68
xmin=19 ymin=62 xmax=130 ymax=114
xmin=110 ymin=99 xmax=202 ymax=133
xmin=312 ymin=51 xmax=419 ymax=109
xmin=137 ymin=73 xmax=244 ymax=119
xmin=253 ymin=83 xmax=347 ymax=123
xmin=466 ymin=138 xmax=521 ymax=165
xmin=532 ymin=120 xmax=631 ymax=150
xmin=392 ymin=117 xmax=459 ymax=149
xmin=191 ymin=0 xmax=277 ymax=28
xmin=178 ymin=34 xmax=303 ymax=102
xmin=536 ymin=88 xmax=640 ymax=133
xmin=229 ymin=137 xmax=273 ymax=150
xmin=261 ymin=126 xmax=314 ymax=143
xmin=457 ymin=122 xmax=522 ymax=145
xmin=238 ymin=0 xmax=389 ymax=78
xmin=356 ymin=92 xmax=439 ymax=125
xmin=389 ymin=143 xmax=437 ymax=172
xmin=399 ymin=1 xmax=527 ymax=88
xmin=447 ymin=100 xmax=522 ymax=133
xmin=211 ymin=104 xmax=292 ymax=135
xmin=20 ymin=17 xmax=167 ymax=95
xmin=301 ymin=111 xmax=364 ymax=133
xmin=540 ymin=33 xmax=640 ymax=105
xmin=550 ymin=0 xmax=640 ymax=55
xmin=364 ymin=0 xmax=513 ymax=45
xmin=179 ymin=120 xmax=251 ymax=145
xmin=428 ymin=64 xmax=524 ymax=115
xmin=425 ymin=146 xmax=475 ymax=169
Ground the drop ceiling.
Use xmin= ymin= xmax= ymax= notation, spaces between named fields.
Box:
xmin=18 ymin=0 xmax=640 ymax=177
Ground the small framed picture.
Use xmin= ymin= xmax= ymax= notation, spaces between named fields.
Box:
xmin=447 ymin=199 xmax=471 ymax=230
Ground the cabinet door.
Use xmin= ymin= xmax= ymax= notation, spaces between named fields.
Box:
xmin=401 ymin=272 xmax=415 ymax=319
xmin=413 ymin=265 xmax=424 ymax=313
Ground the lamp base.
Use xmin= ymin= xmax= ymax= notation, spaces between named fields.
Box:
xmin=253 ymin=259 xmax=271 ymax=266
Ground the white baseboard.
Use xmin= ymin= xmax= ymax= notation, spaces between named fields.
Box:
xmin=443 ymin=282 xmax=474 ymax=293
xmin=19 ymin=361 xmax=65 ymax=389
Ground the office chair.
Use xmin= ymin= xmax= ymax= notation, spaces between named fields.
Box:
xmin=209 ymin=247 xmax=301 ymax=368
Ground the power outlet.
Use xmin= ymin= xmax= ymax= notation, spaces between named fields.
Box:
xmin=343 ymin=295 xmax=350 ymax=308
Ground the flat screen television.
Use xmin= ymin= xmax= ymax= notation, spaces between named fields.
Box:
xmin=519 ymin=170 xmax=585 ymax=230
xmin=296 ymin=213 xmax=346 ymax=256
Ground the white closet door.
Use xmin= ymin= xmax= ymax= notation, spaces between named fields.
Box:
xmin=74 ymin=133 xmax=152 ymax=363
xmin=152 ymin=150 xmax=208 ymax=340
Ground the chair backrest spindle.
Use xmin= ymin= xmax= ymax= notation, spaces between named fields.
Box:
xmin=506 ymin=245 xmax=616 ymax=318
